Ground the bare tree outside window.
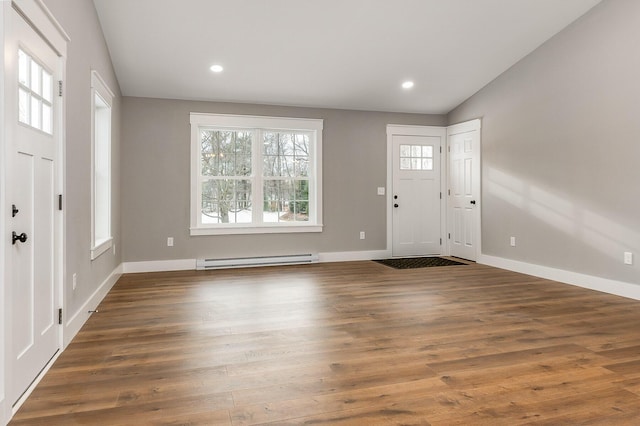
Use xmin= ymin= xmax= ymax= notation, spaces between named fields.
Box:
xmin=263 ymin=131 xmax=310 ymax=222
xmin=200 ymin=130 xmax=252 ymax=223
xmin=191 ymin=112 xmax=322 ymax=234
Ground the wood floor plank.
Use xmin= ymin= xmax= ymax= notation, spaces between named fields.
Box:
xmin=9 ymin=261 xmax=640 ymax=425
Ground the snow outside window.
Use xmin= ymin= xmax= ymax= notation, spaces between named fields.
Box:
xmin=190 ymin=113 xmax=323 ymax=235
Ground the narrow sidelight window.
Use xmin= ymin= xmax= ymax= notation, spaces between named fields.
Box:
xmin=90 ymin=71 xmax=114 ymax=259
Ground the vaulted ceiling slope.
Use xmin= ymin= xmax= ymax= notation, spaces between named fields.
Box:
xmin=93 ymin=0 xmax=601 ymax=114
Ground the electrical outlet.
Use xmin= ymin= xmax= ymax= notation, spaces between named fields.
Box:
xmin=624 ymin=252 xmax=633 ymax=265
xmin=360 ymin=231 xmax=365 ymax=240
xmin=72 ymin=273 xmax=77 ymax=290
xmin=510 ymin=236 xmax=516 ymax=247
xmin=377 ymin=187 xmax=385 ymax=195
xmin=167 ymin=237 xmax=174 ymax=247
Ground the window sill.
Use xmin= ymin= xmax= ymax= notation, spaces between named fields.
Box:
xmin=190 ymin=224 xmax=323 ymax=236
xmin=91 ymin=237 xmax=113 ymax=260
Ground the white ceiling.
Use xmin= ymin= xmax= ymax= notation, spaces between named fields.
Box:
xmin=93 ymin=0 xmax=601 ymax=114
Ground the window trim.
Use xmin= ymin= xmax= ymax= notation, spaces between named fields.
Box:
xmin=90 ymin=70 xmax=114 ymax=260
xmin=190 ymin=113 xmax=323 ymax=235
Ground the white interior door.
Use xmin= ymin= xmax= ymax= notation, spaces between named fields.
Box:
xmin=5 ymin=7 xmax=61 ymax=406
xmin=448 ymin=120 xmax=481 ymax=261
xmin=391 ymin=133 xmax=443 ymax=257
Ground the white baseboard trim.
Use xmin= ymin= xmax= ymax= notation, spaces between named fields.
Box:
xmin=64 ymin=263 xmax=123 ymax=347
xmin=122 ymin=259 xmax=196 ymax=273
xmin=479 ymin=254 xmax=640 ymax=301
xmin=319 ymin=250 xmax=390 ymax=263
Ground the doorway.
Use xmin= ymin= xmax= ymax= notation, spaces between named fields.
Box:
xmin=386 ymin=120 xmax=481 ymax=261
xmin=387 ymin=125 xmax=446 ymax=257
xmin=3 ymin=1 xmax=66 ymax=409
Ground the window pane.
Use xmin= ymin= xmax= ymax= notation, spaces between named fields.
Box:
xmin=42 ymin=103 xmax=52 ymax=134
xmin=263 ymin=180 xmax=282 ymax=223
xmin=423 ymin=146 xmax=433 ymax=158
xmin=42 ymin=70 xmax=53 ymax=102
xmin=296 ymin=156 xmax=309 ymax=177
xmin=400 ymin=158 xmax=411 ymax=170
xmin=18 ymin=49 xmax=29 ymax=87
xmin=263 ymin=155 xmax=295 ymax=177
xmin=279 ymin=133 xmax=294 ymax=156
xmin=263 ymin=131 xmax=309 ymax=178
xmin=19 ymin=88 xmax=29 ymax=124
xmin=400 ymin=145 xmax=410 ymax=157
xmin=31 ymin=61 xmax=41 ymax=96
xmin=201 ymin=130 xmax=252 ymax=176
xmin=262 ymin=179 xmax=308 ymax=222
xmin=293 ymin=180 xmax=309 ymax=220
xmin=31 ymin=97 xmax=41 ymax=129
xmin=202 ymin=179 xmax=252 ymax=224
xmin=422 ymin=159 xmax=433 ymax=170
xmin=411 ymin=146 xmax=421 ymax=156
xmin=294 ymin=134 xmax=309 ymax=157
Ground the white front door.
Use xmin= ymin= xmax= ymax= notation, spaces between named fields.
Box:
xmin=448 ymin=119 xmax=481 ymax=261
xmin=391 ymin=131 xmax=443 ymax=257
xmin=5 ymin=7 xmax=61 ymax=406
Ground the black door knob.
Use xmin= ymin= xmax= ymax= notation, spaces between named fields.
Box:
xmin=470 ymin=200 xmax=476 ymax=205
xmin=12 ymin=232 xmax=27 ymax=245
xmin=394 ymin=204 xmax=399 ymax=208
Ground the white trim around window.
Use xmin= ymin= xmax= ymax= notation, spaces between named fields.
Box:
xmin=90 ymin=70 xmax=114 ymax=259
xmin=190 ymin=113 xmax=323 ymax=235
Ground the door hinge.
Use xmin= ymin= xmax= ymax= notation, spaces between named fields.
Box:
xmin=58 ymin=194 xmax=63 ymax=210
xmin=440 ymin=146 xmax=442 ymax=153
xmin=448 ymin=233 xmax=451 ymax=239
xmin=58 ymin=308 xmax=63 ymax=325
xmin=440 ymin=192 xmax=442 ymax=199
xmin=448 ymin=189 xmax=451 ymax=196
xmin=440 ymin=238 xmax=442 ymax=245
xmin=58 ymin=81 xmax=63 ymax=97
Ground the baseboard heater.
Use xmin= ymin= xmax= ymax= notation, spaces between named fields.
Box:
xmin=196 ymin=253 xmax=319 ymax=270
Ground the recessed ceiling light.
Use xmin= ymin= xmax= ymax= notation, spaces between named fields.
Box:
xmin=402 ymin=81 xmax=414 ymax=89
xmin=210 ymin=64 xmax=224 ymax=73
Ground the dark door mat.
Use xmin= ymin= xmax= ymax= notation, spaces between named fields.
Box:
xmin=374 ymin=257 xmax=467 ymax=269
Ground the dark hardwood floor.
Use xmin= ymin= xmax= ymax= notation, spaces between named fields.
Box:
xmin=9 ymin=261 xmax=640 ymax=425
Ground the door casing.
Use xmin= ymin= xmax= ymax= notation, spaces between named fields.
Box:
xmin=386 ymin=121 xmax=481 ymax=260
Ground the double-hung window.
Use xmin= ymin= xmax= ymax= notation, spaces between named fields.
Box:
xmin=190 ymin=113 xmax=323 ymax=235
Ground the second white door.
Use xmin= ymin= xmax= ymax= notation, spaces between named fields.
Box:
xmin=391 ymin=131 xmax=443 ymax=257
xmin=448 ymin=119 xmax=481 ymax=261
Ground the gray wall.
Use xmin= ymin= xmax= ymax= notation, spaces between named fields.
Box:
xmin=42 ymin=0 xmax=122 ymax=316
xmin=121 ymin=97 xmax=445 ymax=262
xmin=448 ymin=0 xmax=640 ymax=284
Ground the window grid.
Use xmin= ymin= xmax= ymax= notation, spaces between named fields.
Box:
xmin=190 ymin=113 xmax=323 ymax=234
xmin=399 ymin=144 xmax=434 ymax=170
xmin=198 ymin=128 xmax=314 ymax=226
xmin=18 ymin=49 xmax=53 ymax=134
